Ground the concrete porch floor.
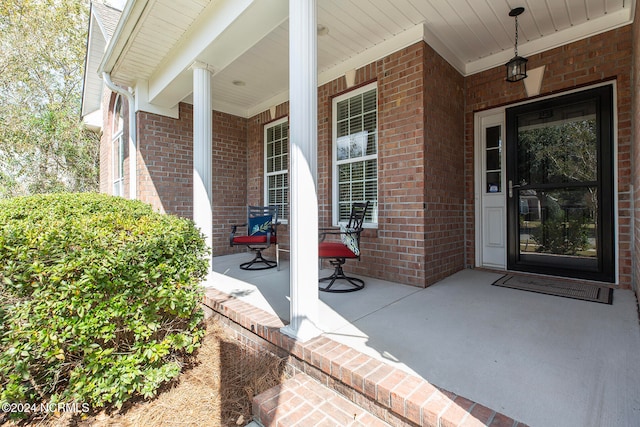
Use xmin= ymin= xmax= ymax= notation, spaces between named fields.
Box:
xmin=204 ymin=252 xmax=640 ymax=427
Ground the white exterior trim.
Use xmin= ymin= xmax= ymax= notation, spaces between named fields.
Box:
xmin=474 ymin=108 xmax=506 ymax=270
xmin=280 ymin=0 xmax=322 ymax=342
xmin=192 ymin=64 xmax=214 ymax=262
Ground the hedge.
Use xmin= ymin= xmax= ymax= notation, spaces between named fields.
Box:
xmin=0 ymin=193 xmax=209 ymax=415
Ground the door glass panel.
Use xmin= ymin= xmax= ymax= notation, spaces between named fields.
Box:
xmin=519 ymin=187 xmax=597 ymax=258
xmin=510 ymin=95 xmax=604 ymax=273
xmin=516 ymin=102 xmax=597 ymax=187
xmin=485 ymin=125 xmax=501 ymax=193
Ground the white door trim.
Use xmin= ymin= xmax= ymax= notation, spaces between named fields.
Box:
xmin=474 ymin=108 xmax=506 ymax=269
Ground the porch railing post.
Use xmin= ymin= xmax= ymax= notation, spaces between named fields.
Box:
xmin=281 ymin=0 xmax=322 ymax=341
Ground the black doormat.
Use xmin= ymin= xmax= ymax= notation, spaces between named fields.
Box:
xmin=492 ymin=274 xmax=613 ymax=304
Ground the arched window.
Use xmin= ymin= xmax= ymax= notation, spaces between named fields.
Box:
xmin=112 ymin=95 xmax=124 ymax=196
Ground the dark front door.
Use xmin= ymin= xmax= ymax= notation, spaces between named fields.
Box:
xmin=506 ymin=85 xmax=614 ymax=282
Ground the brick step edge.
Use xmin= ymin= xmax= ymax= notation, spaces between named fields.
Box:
xmin=253 ymin=372 xmax=392 ymax=426
xmin=204 ymin=288 xmax=528 ymax=427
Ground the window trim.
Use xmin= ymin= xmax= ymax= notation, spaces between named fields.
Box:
xmin=263 ymin=117 xmax=289 ymax=224
xmin=112 ymin=95 xmax=124 ymax=197
xmin=331 ymin=82 xmax=378 ymax=228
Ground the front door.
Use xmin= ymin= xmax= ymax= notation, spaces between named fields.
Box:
xmin=505 ymin=85 xmax=614 ymax=282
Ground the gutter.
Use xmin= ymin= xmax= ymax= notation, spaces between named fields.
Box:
xmin=103 ymin=72 xmax=137 ymax=200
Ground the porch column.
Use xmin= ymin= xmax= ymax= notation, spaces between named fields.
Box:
xmin=191 ymin=62 xmax=213 ymax=263
xmin=281 ymin=0 xmax=322 ymax=341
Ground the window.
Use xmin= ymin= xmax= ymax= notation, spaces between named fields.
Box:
xmin=485 ymin=125 xmax=502 ymax=193
xmin=264 ymin=118 xmax=289 ymax=221
xmin=112 ymin=95 xmax=124 ymax=197
xmin=332 ymin=83 xmax=378 ymax=226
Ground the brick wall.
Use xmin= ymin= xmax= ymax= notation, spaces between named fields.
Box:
xmin=422 ymin=43 xmax=466 ymax=284
xmin=632 ymin=7 xmax=640 ymax=299
xmin=136 ymin=104 xmax=249 ymax=256
xmin=211 ymin=110 xmax=248 ymax=256
xmin=137 ymin=103 xmax=194 ymax=217
xmin=374 ymin=43 xmax=428 ymax=286
xmin=465 ymin=26 xmax=634 ymax=288
xmin=245 ymin=42 xmax=466 ymax=287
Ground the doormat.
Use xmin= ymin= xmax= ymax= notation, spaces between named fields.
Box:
xmin=492 ymin=274 xmax=613 ymax=304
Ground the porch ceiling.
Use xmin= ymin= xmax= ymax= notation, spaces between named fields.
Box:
xmin=102 ymin=0 xmax=635 ymax=118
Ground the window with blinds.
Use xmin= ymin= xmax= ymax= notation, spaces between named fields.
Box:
xmin=332 ymin=83 xmax=378 ymax=225
xmin=264 ymin=118 xmax=289 ymax=221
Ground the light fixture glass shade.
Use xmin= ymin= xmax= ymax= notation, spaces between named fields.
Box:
xmin=506 ymin=55 xmax=528 ymax=82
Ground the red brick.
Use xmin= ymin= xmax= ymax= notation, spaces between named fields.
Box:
xmin=440 ymin=396 xmax=475 ymax=427
xmin=376 ymin=369 xmax=409 ymax=407
xmin=489 ymin=412 xmax=519 ymax=427
xmin=465 ymin=403 xmax=496 ymax=425
xmin=363 ymin=363 xmax=396 ymax=400
xmin=405 ymin=381 xmax=438 ymax=424
xmin=421 ymin=391 xmax=453 ymax=426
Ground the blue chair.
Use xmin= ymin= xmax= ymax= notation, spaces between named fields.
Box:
xmin=230 ymin=206 xmax=279 ymax=270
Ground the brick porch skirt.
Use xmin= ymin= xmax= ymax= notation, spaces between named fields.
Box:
xmin=202 ymin=288 xmax=527 ymax=427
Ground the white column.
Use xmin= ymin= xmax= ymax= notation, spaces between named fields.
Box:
xmin=191 ymin=62 xmax=213 ymax=263
xmin=281 ymin=0 xmax=322 ymax=341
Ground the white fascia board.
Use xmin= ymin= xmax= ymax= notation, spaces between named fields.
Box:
xmin=135 ymin=81 xmax=179 ymax=118
xmin=99 ymin=0 xmax=149 ymax=74
xmin=147 ymin=0 xmax=287 ymax=109
xmin=82 ymin=17 xmax=108 ymax=117
xmin=210 ymin=98 xmax=253 ymax=119
xmin=82 ymin=109 xmax=104 ymax=132
xmin=92 ymin=6 xmax=108 ymax=40
xmin=247 ymin=90 xmax=290 ymax=119
xmin=465 ymin=7 xmax=634 ymax=76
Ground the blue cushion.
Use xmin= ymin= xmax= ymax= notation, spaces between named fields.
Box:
xmin=249 ymin=215 xmax=272 ymax=236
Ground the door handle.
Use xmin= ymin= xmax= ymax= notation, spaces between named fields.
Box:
xmin=508 ymin=180 xmax=521 ymax=198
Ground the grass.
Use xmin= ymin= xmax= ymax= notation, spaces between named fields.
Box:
xmin=1 ymin=317 xmax=287 ymax=427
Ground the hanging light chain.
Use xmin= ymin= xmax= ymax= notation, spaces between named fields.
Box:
xmin=514 ymin=13 xmax=519 ymax=56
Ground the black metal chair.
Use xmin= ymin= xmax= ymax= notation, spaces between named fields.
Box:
xmin=230 ymin=206 xmax=279 ymax=270
xmin=318 ymin=201 xmax=369 ymax=292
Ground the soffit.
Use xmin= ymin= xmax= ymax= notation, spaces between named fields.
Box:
xmin=106 ymin=0 xmax=635 ymax=117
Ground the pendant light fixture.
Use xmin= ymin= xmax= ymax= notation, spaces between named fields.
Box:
xmin=505 ymin=7 xmax=527 ymax=82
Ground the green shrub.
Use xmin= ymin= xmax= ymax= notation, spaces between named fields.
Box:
xmin=0 ymin=193 xmax=209 ymax=414
xmin=529 ymin=208 xmax=590 ymax=256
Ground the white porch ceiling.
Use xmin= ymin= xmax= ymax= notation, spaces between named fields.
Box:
xmin=103 ymin=0 xmax=635 ymax=118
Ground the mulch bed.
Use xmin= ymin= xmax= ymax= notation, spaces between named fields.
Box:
xmin=2 ymin=318 xmax=287 ymax=427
